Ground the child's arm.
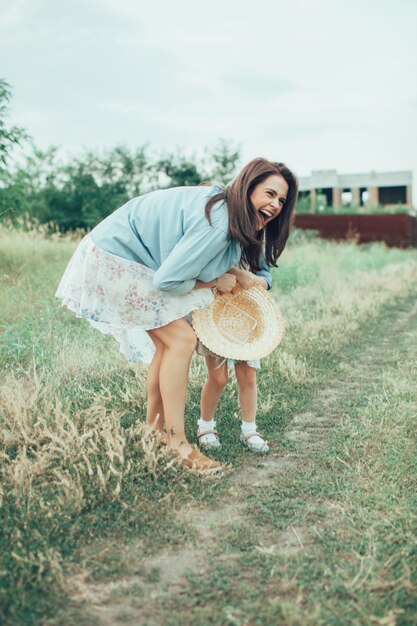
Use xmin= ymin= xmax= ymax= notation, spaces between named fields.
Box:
xmin=253 ymin=275 xmax=269 ymax=290
xmin=228 ymin=266 xmax=257 ymax=289
xmin=228 ymin=266 xmax=270 ymax=290
xmin=194 ymin=272 xmax=236 ymax=293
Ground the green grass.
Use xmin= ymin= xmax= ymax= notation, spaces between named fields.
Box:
xmin=1 ymin=224 xmax=417 ymax=625
xmin=137 ymin=298 xmax=417 ymax=626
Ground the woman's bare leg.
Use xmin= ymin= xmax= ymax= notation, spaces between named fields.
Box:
xmin=147 ymin=318 xmax=197 ymax=457
xmin=200 ymin=356 xmax=228 ymax=421
xmin=234 ymin=362 xmax=257 ymax=423
xmin=146 ymin=334 xmax=165 ymax=433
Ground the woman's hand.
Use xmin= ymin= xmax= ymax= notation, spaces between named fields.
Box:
xmin=216 ymin=272 xmax=237 ymax=293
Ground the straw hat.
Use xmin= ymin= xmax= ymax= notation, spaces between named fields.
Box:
xmin=191 ymin=286 xmax=284 ymax=361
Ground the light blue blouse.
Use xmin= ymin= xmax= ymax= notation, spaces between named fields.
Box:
xmin=90 ymin=185 xmax=272 ymax=295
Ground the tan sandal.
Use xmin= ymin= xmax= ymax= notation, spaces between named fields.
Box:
xmin=181 ymin=446 xmax=222 ymax=473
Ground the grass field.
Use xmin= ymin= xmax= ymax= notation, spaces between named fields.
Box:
xmin=1 ymin=224 xmax=417 ymax=626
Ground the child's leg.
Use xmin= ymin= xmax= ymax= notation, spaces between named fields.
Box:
xmin=198 ymin=356 xmax=228 ymax=447
xmin=200 ymin=356 xmax=229 ymax=421
xmin=234 ymin=361 xmax=257 ymax=423
xmin=234 ymin=362 xmax=269 ymax=453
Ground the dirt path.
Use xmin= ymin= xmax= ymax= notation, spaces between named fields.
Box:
xmin=74 ymin=298 xmax=417 ymax=625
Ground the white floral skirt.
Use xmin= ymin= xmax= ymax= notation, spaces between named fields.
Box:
xmin=55 ymin=235 xmax=214 ymax=364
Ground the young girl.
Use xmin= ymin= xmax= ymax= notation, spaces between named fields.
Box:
xmin=197 ymin=264 xmax=272 ymax=454
xmin=56 ymin=158 xmax=298 ymax=473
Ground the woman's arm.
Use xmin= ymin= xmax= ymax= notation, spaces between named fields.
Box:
xmin=254 ymin=257 xmax=272 ymax=290
xmin=153 ymin=224 xmax=230 ymax=295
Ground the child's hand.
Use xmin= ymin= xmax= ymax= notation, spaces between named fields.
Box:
xmin=216 ymin=273 xmax=237 ymax=293
xmin=235 ymin=268 xmax=257 ymax=289
xmin=253 ymin=275 xmax=268 ymax=290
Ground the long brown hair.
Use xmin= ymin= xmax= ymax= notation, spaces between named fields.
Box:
xmin=205 ymin=158 xmax=298 ymax=270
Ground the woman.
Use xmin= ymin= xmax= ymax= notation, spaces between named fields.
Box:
xmin=56 ymin=158 xmax=298 ymax=473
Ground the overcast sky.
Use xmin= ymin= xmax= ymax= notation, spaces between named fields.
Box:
xmin=1 ymin=0 xmax=416 ymax=196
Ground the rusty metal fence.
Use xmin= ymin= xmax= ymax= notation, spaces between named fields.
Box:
xmin=293 ymin=214 xmax=417 ymax=248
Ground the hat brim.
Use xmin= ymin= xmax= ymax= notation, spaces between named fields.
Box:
xmin=191 ymin=286 xmax=285 ymax=361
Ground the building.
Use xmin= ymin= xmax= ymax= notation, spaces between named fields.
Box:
xmin=298 ymin=169 xmax=413 ymax=211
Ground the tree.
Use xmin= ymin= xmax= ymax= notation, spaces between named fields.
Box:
xmin=156 ymin=151 xmax=204 ymax=187
xmin=207 ymin=139 xmax=240 ymax=184
xmin=0 ymin=132 xmax=242 ymax=231
xmin=0 ymin=79 xmax=27 ymax=173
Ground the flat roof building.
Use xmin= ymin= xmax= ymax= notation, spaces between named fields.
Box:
xmin=298 ymin=169 xmax=412 ymax=210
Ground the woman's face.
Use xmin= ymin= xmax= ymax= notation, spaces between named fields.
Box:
xmin=250 ymin=174 xmax=289 ymax=231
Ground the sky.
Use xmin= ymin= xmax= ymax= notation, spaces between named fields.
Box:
xmin=1 ymin=0 xmax=417 ymax=198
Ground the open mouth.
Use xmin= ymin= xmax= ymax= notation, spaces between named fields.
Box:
xmin=257 ymin=208 xmax=273 ymax=227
